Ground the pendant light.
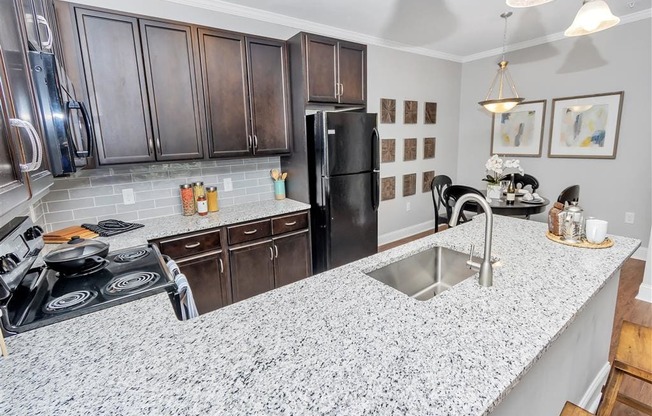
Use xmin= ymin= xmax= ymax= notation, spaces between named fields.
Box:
xmin=565 ymin=0 xmax=620 ymax=37
xmin=506 ymin=0 xmax=554 ymax=7
xmin=478 ymin=12 xmax=524 ymax=114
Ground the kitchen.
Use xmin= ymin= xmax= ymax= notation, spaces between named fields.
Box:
xmin=0 ymin=0 xmax=651 ymax=415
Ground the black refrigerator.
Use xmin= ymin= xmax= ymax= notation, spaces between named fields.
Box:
xmin=307 ymin=111 xmax=380 ymax=274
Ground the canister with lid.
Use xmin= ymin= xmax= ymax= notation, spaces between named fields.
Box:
xmin=180 ymin=184 xmax=195 ymax=216
xmin=192 ymin=181 xmax=205 ymax=210
xmin=206 ymin=186 xmax=219 ymax=212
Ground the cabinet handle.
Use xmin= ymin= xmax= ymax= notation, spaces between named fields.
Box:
xmin=253 ymin=135 xmax=258 ymax=149
xmin=335 ymin=82 xmax=340 ymax=97
xmin=156 ymin=137 xmax=162 ymax=155
xmin=274 ymin=244 xmax=278 ymax=259
xmin=218 ymin=258 xmax=224 ymax=274
xmin=184 ymin=242 xmax=201 ymax=249
xmin=269 ymin=246 xmax=274 ymax=261
xmin=10 ymin=118 xmax=43 ymax=172
xmin=147 ymin=139 xmax=154 ymax=156
xmin=247 ymin=135 xmax=252 ymax=150
xmin=243 ymin=229 xmax=258 ymax=235
xmin=340 ymin=83 xmax=344 ymax=97
xmin=284 ymin=221 xmax=297 ymax=226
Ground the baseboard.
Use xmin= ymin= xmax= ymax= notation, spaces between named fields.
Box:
xmin=579 ymin=362 xmax=610 ymax=412
xmin=378 ymin=220 xmax=435 ymax=246
xmin=636 ymin=283 xmax=652 ymax=303
xmin=632 ymin=246 xmax=647 ymax=261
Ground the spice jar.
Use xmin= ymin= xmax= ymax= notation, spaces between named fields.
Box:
xmin=180 ymin=184 xmax=195 ymax=216
xmin=206 ymin=186 xmax=219 ymax=212
xmin=192 ymin=181 xmax=205 ymax=210
xmin=196 ymin=195 xmax=208 ymax=216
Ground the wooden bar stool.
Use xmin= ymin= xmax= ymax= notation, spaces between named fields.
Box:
xmin=560 ymin=321 xmax=652 ymax=416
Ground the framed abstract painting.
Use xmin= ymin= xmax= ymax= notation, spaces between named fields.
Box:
xmin=490 ymin=100 xmax=546 ymax=157
xmin=548 ymin=91 xmax=624 ymax=159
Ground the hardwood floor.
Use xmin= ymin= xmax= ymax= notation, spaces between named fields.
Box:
xmin=379 ymin=231 xmax=651 ymax=415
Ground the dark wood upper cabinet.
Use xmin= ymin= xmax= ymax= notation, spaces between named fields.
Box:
xmin=273 ymin=230 xmax=311 ymax=288
xmin=246 ymin=37 xmax=291 ymax=155
xmin=140 ymin=20 xmax=204 ymax=161
xmin=229 ymin=239 xmax=275 ymax=303
xmin=76 ymin=8 xmax=155 ymax=165
xmin=302 ymin=33 xmax=366 ymax=105
xmin=198 ymin=28 xmax=250 ymax=158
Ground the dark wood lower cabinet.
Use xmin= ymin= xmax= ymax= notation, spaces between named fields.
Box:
xmin=176 ymin=250 xmax=229 ymax=315
xmin=229 ymin=239 xmax=275 ymax=303
xmin=274 ymin=230 xmax=311 ymax=288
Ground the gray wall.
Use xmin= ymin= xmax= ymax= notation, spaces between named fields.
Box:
xmin=457 ymin=20 xmax=651 ymax=246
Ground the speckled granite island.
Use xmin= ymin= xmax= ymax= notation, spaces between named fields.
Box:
xmin=1 ymin=215 xmax=640 ymax=416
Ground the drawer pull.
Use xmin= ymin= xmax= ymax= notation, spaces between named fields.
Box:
xmin=218 ymin=258 xmax=224 ymax=274
xmin=184 ymin=242 xmax=201 ymax=249
xmin=284 ymin=221 xmax=297 ymax=226
xmin=243 ymin=229 xmax=258 ymax=235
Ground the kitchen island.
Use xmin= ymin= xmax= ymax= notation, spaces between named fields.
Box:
xmin=0 ymin=215 xmax=640 ymax=415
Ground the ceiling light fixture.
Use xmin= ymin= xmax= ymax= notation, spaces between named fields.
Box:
xmin=506 ymin=0 xmax=555 ymax=7
xmin=565 ymin=0 xmax=620 ymax=37
xmin=478 ymin=12 xmax=524 ymax=114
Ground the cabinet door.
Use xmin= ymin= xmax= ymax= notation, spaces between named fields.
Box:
xmin=176 ymin=250 xmax=228 ymax=315
xmin=304 ymin=34 xmax=338 ymax=103
xmin=229 ymin=239 xmax=274 ymax=303
xmin=273 ymin=230 xmax=311 ymax=288
xmin=76 ymin=9 xmax=155 ymax=164
xmin=0 ymin=58 xmax=30 ymax=216
xmin=198 ymin=28 xmax=250 ymax=158
xmin=337 ymin=41 xmax=366 ymax=105
xmin=246 ymin=37 xmax=290 ymax=155
xmin=140 ymin=20 xmax=204 ymax=161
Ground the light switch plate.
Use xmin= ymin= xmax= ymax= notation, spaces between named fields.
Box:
xmin=122 ymin=188 xmax=135 ymax=205
xmin=625 ymin=212 xmax=635 ymax=224
xmin=224 ymin=178 xmax=233 ymax=192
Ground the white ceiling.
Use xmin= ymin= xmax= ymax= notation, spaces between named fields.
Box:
xmin=169 ymin=0 xmax=651 ymax=62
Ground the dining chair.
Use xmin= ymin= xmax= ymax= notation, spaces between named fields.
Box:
xmin=559 ymin=320 xmax=652 ymax=416
xmin=430 ymin=175 xmax=452 ymax=232
xmin=557 ymin=185 xmax=580 ymax=204
xmin=441 ymin=185 xmax=484 ymax=226
xmin=512 ymin=173 xmax=539 ymax=193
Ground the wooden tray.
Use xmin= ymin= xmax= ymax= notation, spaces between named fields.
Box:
xmin=546 ymin=231 xmax=613 ymax=249
xmin=43 ymin=226 xmax=99 ymax=244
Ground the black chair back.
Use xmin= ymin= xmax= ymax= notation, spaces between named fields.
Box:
xmin=442 ymin=185 xmax=484 ymax=225
xmin=557 ymin=185 xmax=580 ymax=204
xmin=513 ymin=173 xmax=539 ymax=193
xmin=430 ymin=175 xmax=452 ymax=231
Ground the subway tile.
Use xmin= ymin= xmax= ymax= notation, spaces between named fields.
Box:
xmin=222 ymin=173 xmax=244 ymax=182
xmin=69 ymin=185 xmax=114 ymax=199
xmin=74 ymin=205 xmax=116 ymax=220
xmin=132 ymin=171 xmax=169 ymax=182
xmin=44 ymin=211 xmax=74 ymax=224
xmin=233 ymin=195 xmax=260 ymax=205
xmin=220 ymin=189 xmax=247 ymax=199
xmin=50 ymin=177 xmax=91 ymax=191
xmin=114 ymin=182 xmax=153 ymax=192
xmin=42 ymin=190 xmax=70 ymax=202
xmin=155 ymin=196 xmax=181 ymax=208
xmin=188 ymin=175 xmax=218 ymax=185
xmin=151 ymin=179 xmax=181 ymax=190
xmin=172 ymin=205 xmax=182 ymax=215
xmin=246 ymin=185 xmax=274 ymax=195
xmin=166 ymin=161 xmax=205 ymax=170
xmin=47 ymin=198 xmax=95 ymax=212
xmin=48 ymin=216 xmax=97 ymax=230
xmin=216 ymin=159 xmax=242 ymax=166
xmin=95 ymin=194 xmax=124 ymax=206
xmin=116 ymin=201 xmax=151 ymax=214
xmin=259 ymin=193 xmax=275 ymax=201
xmin=232 ymin=179 xmax=259 ymax=189
xmin=72 ymin=168 xmax=114 ymax=178
xmin=246 ymin=170 xmax=273 ymax=180
xmin=218 ymin=197 xmax=234 ymax=207
xmin=90 ymin=174 xmax=133 ymax=187
xmin=135 ymin=189 xmax=171 ymax=202
xmin=230 ymin=163 xmax=258 ymax=173
xmin=201 ymin=166 xmax=231 ymax=176
xmin=137 ymin=206 xmax=175 ymax=219
xmin=97 ymin=212 xmax=139 ymax=223
xmin=168 ymin=168 xmax=202 ymax=179
xmin=256 ymin=162 xmax=281 ymax=170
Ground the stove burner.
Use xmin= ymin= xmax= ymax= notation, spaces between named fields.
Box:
xmin=44 ymin=290 xmax=98 ymax=313
xmin=114 ymin=249 xmax=150 ymax=263
xmin=103 ymin=271 xmax=160 ymax=295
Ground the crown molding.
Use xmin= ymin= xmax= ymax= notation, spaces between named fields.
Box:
xmin=165 ymin=0 xmax=650 ymax=63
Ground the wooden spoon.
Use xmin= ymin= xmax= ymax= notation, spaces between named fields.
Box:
xmin=270 ymin=169 xmax=279 ymax=180
xmin=281 ymin=172 xmax=287 ymax=180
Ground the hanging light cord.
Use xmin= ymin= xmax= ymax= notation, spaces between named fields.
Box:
xmin=501 ymin=12 xmax=510 ymax=62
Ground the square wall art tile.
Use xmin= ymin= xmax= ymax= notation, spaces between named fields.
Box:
xmin=381 ymin=177 xmax=396 ymax=201
xmin=425 ymin=102 xmax=437 ymax=124
xmin=424 ymin=137 xmax=436 ymax=159
xmin=381 ymin=139 xmax=396 ymax=163
xmin=404 ymin=138 xmax=417 ymax=161
xmin=380 ymin=98 xmax=396 ymax=124
xmin=404 ymin=100 xmax=417 ymax=124
xmin=422 ymin=171 xmax=435 ymax=193
xmin=403 ymin=173 xmax=416 ymax=196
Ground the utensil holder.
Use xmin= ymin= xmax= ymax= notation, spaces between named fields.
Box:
xmin=274 ymin=180 xmax=286 ymax=200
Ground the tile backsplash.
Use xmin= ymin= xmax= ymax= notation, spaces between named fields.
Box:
xmin=40 ymin=158 xmax=280 ymax=232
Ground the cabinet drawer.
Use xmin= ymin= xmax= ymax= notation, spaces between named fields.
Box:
xmin=272 ymin=212 xmax=309 ymax=235
xmin=228 ymin=219 xmax=271 ymax=245
xmin=158 ymin=229 xmax=221 ymax=258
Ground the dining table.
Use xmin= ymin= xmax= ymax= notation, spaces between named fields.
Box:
xmin=480 ymin=190 xmax=551 ymax=218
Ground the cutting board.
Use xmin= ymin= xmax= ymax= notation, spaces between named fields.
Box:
xmin=43 ymin=226 xmax=99 ymax=244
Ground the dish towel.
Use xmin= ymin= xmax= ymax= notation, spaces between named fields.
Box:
xmin=166 ymin=258 xmax=181 ymax=277
xmin=175 ymin=273 xmax=199 ymax=320
xmin=81 ymin=219 xmax=144 ymax=237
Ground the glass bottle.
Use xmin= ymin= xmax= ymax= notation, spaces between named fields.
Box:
xmin=206 ymin=186 xmax=219 ymax=212
xmin=179 ymin=184 xmax=195 ymax=216
xmin=506 ymin=175 xmax=516 ymax=205
xmin=196 ymin=195 xmax=208 ymax=216
xmin=192 ymin=181 xmax=205 ymax=211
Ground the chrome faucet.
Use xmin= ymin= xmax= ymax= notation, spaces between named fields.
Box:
xmin=448 ymin=194 xmax=494 ymax=287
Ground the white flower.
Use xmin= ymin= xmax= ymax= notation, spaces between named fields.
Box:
xmin=484 ymin=155 xmax=524 ymax=183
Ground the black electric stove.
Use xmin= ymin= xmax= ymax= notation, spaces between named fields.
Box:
xmin=0 ymin=217 xmax=177 ymax=335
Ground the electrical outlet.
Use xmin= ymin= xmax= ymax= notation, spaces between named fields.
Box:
xmin=223 ymin=178 xmax=233 ymax=192
xmin=406 ymin=202 xmax=411 ymax=212
xmin=122 ymin=188 xmax=135 ymax=205
xmin=625 ymin=212 xmax=635 ymax=224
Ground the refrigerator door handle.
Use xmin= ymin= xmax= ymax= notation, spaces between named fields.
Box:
xmin=372 ymin=172 xmax=380 ymax=212
xmin=66 ymin=100 xmax=94 ymax=158
xmin=371 ymin=127 xmax=380 ymax=171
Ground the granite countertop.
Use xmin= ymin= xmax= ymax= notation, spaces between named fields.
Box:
xmin=1 ymin=216 xmax=640 ymax=415
xmin=42 ymin=198 xmax=311 ymax=253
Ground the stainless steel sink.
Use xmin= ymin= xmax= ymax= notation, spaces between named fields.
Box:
xmin=367 ymin=246 xmax=479 ymax=301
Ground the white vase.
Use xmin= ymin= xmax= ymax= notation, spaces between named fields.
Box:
xmin=487 ymin=183 xmax=502 ymax=199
